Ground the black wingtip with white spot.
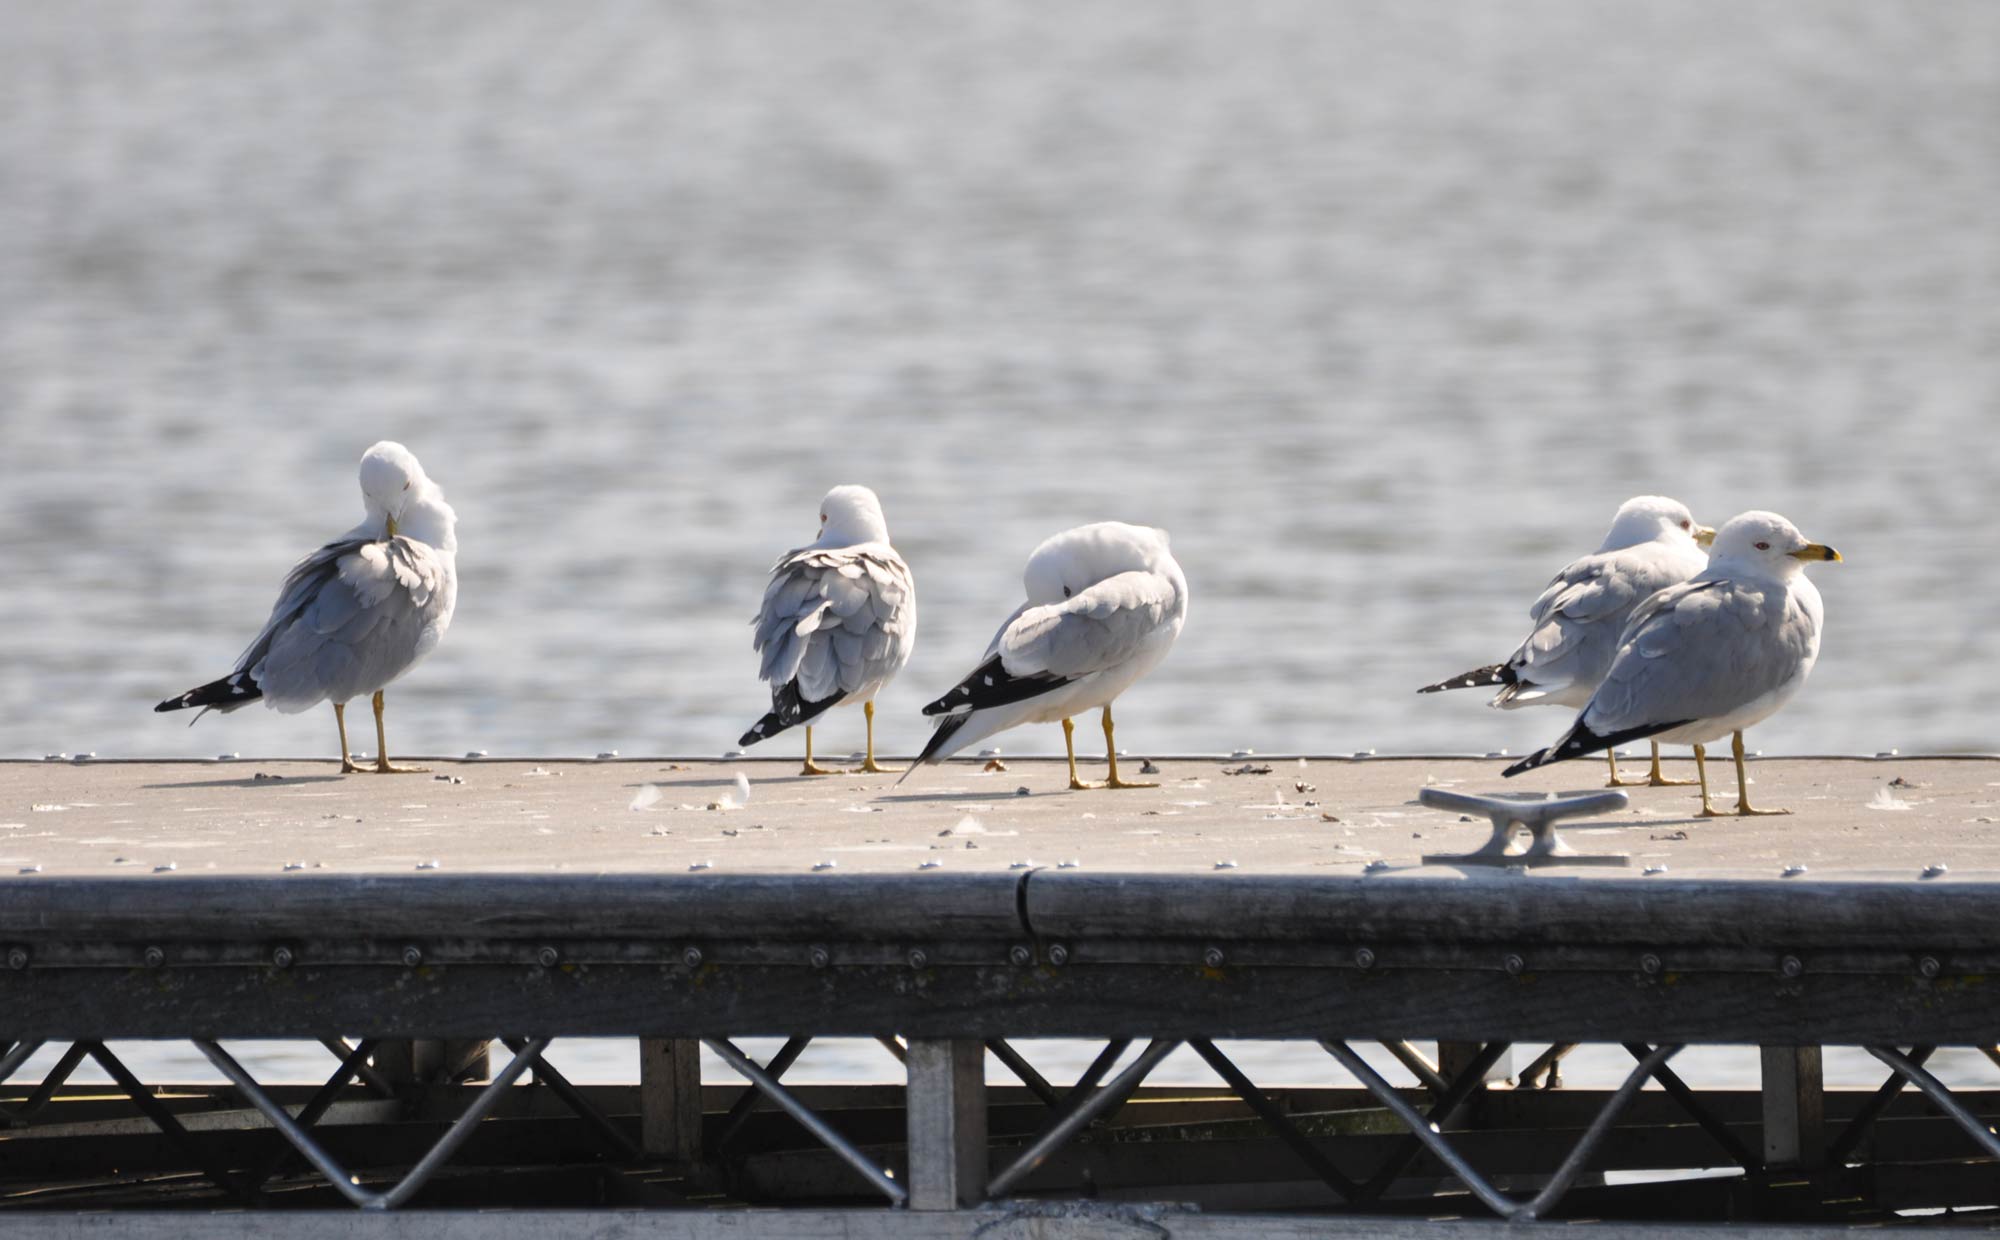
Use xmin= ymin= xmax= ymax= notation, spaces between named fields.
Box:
xmin=1417 ymin=662 xmax=1513 ymax=695
xmin=156 ymin=672 xmax=262 ymax=714
xmin=738 ymin=679 xmax=844 ymax=748
xmin=920 ymin=655 xmax=1070 ymax=717
xmin=1503 ymin=717 xmax=1689 ymax=777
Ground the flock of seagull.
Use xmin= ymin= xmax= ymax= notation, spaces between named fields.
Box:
xmin=156 ymin=443 xmax=1841 ymax=817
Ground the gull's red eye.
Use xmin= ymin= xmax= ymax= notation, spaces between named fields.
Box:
xmin=1754 ymin=541 xmax=1770 ymax=550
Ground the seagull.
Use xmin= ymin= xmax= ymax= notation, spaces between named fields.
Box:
xmin=1503 ymin=511 xmax=1841 ymax=816
xmin=903 ymin=522 xmax=1187 ymax=790
xmin=739 ymin=485 xmax=916 ymax=775
xmin=1420 ymin=496 xmax=1715 ymax=787
xmin=156 ymin=442 xmax=458 ymax=774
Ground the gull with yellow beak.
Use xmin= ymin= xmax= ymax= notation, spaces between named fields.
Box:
xmin=155 ymin=442 xmax=458 ymax=773
xmin=1504 ymin=511 xmax=1842 ymax=816
xmin=1421 ymin=495 xmax=1716 ymax=787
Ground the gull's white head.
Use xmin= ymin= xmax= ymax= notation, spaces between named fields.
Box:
xmin=817 ymin=485 xmax=892 ymax=546
xmin=1023 ymin=522 xmax=1175 ymax=605
xmin=1708 ymin=510 xmax=1842 ymax=578
xmin=357 ymin=441 xmax=453 ymax=548
xmin=1602 ymin=495 xmax=1714 ymax=551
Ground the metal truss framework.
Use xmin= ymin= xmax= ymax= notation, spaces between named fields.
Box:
xmin=5 ymin=1034 xmax=2000 ymax=1216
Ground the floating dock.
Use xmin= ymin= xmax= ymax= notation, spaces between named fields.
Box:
xmin=2 ymin=754 xmax=1997 ymax=1235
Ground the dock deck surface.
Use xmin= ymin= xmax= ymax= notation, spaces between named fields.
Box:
xmin=3 ymin=754 xmax=1994 ymax=881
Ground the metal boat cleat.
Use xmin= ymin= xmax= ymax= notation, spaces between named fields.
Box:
xmin=1418 ymin=787 xmax=1630 ymax=868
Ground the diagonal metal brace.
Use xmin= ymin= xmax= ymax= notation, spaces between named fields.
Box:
xmin=1352 ymin=1040 xmax=1512 ymax=1204
xmin=1827 ymin=1045 xmax=1933 ymax=1163
xmin=1325 ymin=1038 xmax=1678 ymax=1220
xmin=1419 ymin=787 xmax=1630 ymax=867
xmin=1865 ymin=1045 xmax=2000 ymax=1162
xmin=499 ymin=1036 xmax=643 ymax=1162
xmin=988 ymin=1039 xmax=1180 ymax=1198
xmin=199 ymin=1036 xmax=549 ymax=1210
xmin=1190 ymin=1038 xmax=1360 ymax=1200
xmin=706 ymin=1037 xmax=906 ymax=1206
xmin=986 ymin=1038 xmax=1063 ymax=1110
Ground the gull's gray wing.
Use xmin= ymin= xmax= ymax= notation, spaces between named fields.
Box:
xmin=1581 ymin=579 xmax=1818 ymax=733
xmin=998 ymin=570 xmax=1178 ymax=680
xmin=751 ymin=544 xmax=916 ymax=705
xmin=1503 ymin=544 xmax=1693 ymax=699
xmin=251 ymin=537 xmax=451 ymax=712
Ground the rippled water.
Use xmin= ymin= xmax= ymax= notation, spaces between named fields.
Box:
xmin=1 ymin=2 xmax=1996 ymax=1084
xmin=2 ymin=1 xmax=1995 ymax=764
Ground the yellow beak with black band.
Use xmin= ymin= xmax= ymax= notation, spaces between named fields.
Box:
xmin=1791 ymin=542 xmax=1841 ymax=562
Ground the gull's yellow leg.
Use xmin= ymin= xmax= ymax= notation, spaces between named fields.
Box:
xmin=799 ymin=725 xmax=842 ymax=776
xmin=1729 ymin=730 xmax=1789 ymax=816
xmin=334 ymin=703 xmax=361 ymax=774
xmin=857 ymin=700 xmax=901 ymax=774
xmin=1100 ymin=703 xmax=1156 ymax=790
xmin=1064 ymin=717 xmax=1098 ymax=790
xmin=370 ymin=691 xmax=428 ymax=774
xmin=1606 ymin=747 xmax=1643 ymax=787
xmin=1693 ymin=743 xmax=1721 ymax=817
xmin=1646 ymin=741 xmax=1696 ymax=786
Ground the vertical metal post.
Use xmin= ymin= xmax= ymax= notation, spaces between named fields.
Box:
xmin=1761 ymin=1045 xmax=1825 ymax=1169
xmin=640 ymin=1038 xmax=705 ymax=1163
xmin=906 ymin=1039 xmax=987 ymax=1210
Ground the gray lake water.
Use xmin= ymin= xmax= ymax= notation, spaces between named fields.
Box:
xmin=1 ymin=2 xmax=1996 ymax=1084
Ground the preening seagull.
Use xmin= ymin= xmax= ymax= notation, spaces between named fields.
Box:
xmin=903 ymin=522 xmax=1187 ymax=790
xmin=1419 ymin=495 xmax=1714 ymax=787
xmin=1503 ymin=511 xmax=1841 ymax=816
xmin=155 ymin=441 xmax=458 ymax=774
xmin=738 ymin=485 xmax=916 ymax=775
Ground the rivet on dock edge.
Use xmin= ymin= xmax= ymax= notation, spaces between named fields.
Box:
xmin=907 ymin=949 xmax=929 ymax=969
xmin=271 ymin=945 xmax=295 ymax=970
xmin=1503 ymin=953 xmax=1526 ymax=976
xmin=1008 ymin=944 xmax=1033 ymax=967
xmin=808 ymin=946 xmax=831 ymax=969
xmin=1353 ymin=947 xmax=1377 ymax=970
xmin=1640 ymin=953 xmax=1663 ymax=976
xmin=402 ymin=946 xmax=425 ymax=968
xmin=1047 ymin=943 xmax=1070 ymax=967
xmin=1203 ymin=946 xmax=1225 ymax=968
xmin=1919 ymin=956 xmax=1942 ymax=979
xmin=7 ymin=947 xmax=28 ymax=971
xmin=1779 ymin=954 xmax=1804 ymax=979
xmin=144 ymin=947 xmax=165 ymax=969
xmin=537 ymin=946 xmax=561 ymax=969
xmin=682 ymin=947 xmax=704 ymax=969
